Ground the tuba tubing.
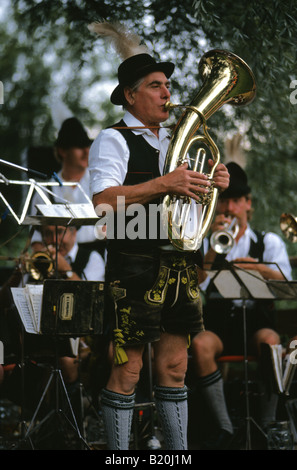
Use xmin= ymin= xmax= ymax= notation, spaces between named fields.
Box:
xmin=280 ymin=213 xmax=297 ymax=243
xmin=161 ymin=49 xmax=256 ymax=252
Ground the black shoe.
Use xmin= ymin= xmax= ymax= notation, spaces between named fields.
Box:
xmin=200 ymin=429 xmax=234 ymax=450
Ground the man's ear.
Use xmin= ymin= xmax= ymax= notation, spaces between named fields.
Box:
xmin=124 ymin=87 xmax=135 ymax=105
xmin=57 ymin=147 xmax=67 ymax=161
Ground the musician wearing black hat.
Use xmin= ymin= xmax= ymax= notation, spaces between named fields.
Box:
xmin=88 ymin=22 xmax=230 ymax=450
xmin=190 ymin=162 xmax=292 ymax=449
xmin=30 ymin=117 xmax=107 ymax=258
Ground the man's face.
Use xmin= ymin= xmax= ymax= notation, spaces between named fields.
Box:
xmin=42 ymin=225 xmax=76 ymax=257
xmin=125 ymin=71 xmax=171 ymax=126
xmin=217 ymin=196 xmax=251 ymax=227
xmin=59 ymin=146 xmax=89 ymax=171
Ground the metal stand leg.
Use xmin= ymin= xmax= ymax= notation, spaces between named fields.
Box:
xmin=20 ymin=343 xmax=91 ymax=450
xmin=242 ymin=300 xmax=266 ymax=449
xmin=133 ymin=343 xmax=162 ymax=450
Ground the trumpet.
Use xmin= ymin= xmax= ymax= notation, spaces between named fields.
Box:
xmin=280 ymin=213 xmax=297 ymax=243
xmin=210 ymin=217 xmax=239 ymax=254
xmin=25 ymin=251 xmax=54 ymax=280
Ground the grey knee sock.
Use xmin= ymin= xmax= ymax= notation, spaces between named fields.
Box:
xmin=154 ymin=385 xmax=188 ymax=450
xmin=197 ymin=369 xmax=233 ymax=434
xmin=100 ymin=388 xmax=135 ymax=450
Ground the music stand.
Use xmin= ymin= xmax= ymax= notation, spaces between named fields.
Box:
xmin=205 ymin=261 xmax=296 ymax=450
xmin=16 ymin=279 xmax=104 ymax=450
xmin=15 ymin=207 xmax=102 ymax=449
xmin=133 ymin=343 xmax=162 ymax=450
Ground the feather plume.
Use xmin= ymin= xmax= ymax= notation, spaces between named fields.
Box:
xmin=88 ymin=21 xmax=149 ymax=60
xmin=224 ymin=133 xmax=247 ymax=168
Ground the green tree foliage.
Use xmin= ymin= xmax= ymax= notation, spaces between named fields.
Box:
xmin=1 ymin=0 xmax=297 ymax=258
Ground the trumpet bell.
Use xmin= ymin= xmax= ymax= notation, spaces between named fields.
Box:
xmin=280 ymin=213 xmax=297 ymax=243
xmin=25 ymin=251 xmax=54 ymax=281
xmin=209 ymin=217 xmax=239 ymax=254
xmin=210 ymin=230 xmax=235 ymax=254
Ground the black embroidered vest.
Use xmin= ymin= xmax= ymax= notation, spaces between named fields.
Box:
xmin=107 ymin=120 xmax=169 ymax=252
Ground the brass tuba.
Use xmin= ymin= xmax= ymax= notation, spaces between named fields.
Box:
xmin=280 ymin=213 xmax=297 ymax=243
xmin=161 ymin=49 xmax=256 ymax=251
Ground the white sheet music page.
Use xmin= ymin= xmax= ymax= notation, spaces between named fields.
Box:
xmin=207 ymin=270 xmax=242 ymax=299
xmin=236 ymin=270 xmax=275 ymax=299
xmin=36 ymin=203 xmax=97 ymax=219
xmin=25 ymin=284 xmax=43 ymax=332
xmin=11 ymin=287 xmax=37 ymax=334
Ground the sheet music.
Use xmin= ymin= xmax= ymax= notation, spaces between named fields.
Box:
xmin=207 ymin=270 xmax=242 ymax=299
xmin=11 ymin=287 xmax=39 ymax=334
xmin=25 ymin=284 xmax=43 ymax=332
xmin=207 ymin=269 xmax=276 ymax=299
xmin=36 ymin=203 xmax=97 ymax=219
xmin=283 ymin=354 xmax=297 ymax=395
xmin=235 ymin=270 xmax=275 ymax=299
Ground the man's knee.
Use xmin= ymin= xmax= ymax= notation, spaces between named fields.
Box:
xmin=154 ymin=349 xmax=188 ymax=386
xmin=191 ymin=331 xmax=223 ymax=360
xmin=108 ymin=346 xmax=144 ymax=394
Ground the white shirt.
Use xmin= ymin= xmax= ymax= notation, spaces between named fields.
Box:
xmin=66 ymin=242 xmax=105 ymax=281
xmin=200 ymin=224 xmax=292 ymax=292
xmin=89 ymin=111 xmax=170 ymax=196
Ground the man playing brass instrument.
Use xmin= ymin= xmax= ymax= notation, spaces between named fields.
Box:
xmin=191 ymin=162 xmax=292 ymax=449
xmin=88 ymin=22 xmax=230 ymax=450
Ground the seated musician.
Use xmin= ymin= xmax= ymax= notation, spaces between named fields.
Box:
xmin=190 ymin=162 xmax=292 ymax=449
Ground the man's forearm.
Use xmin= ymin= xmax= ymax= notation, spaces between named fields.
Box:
xmin=92 ymin=176 xmax=167 ymax=211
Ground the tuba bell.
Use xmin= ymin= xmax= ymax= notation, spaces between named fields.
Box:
xmin=161 ymin=49 xmax=256 ymax=252
xmin=280 ymin=213 xmax=297 ymax=243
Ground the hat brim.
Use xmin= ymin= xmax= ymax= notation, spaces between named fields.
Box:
xmin=219 ymin=185 xmax=251 ymax=199
xmin=111 ymin=61 xmax=175 ymax=105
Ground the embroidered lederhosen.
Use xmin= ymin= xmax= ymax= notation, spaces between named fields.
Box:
xmin=104 ymin=123 xmax=204 ymax=363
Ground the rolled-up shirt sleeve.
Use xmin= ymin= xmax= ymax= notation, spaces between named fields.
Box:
xmin=89 ymin=128 xmax=129 ymax=197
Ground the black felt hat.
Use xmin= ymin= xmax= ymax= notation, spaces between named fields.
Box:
xmin=111 ymin=53 xmax=175 ymax=105
xmin=55 ymin=118 xmax=92 ymax=149
xmin=219 ymin=162 xmax=251 ymax=199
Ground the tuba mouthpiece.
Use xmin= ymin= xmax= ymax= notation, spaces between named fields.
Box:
xmin=165 ymin=101 xmax=179 ymax=111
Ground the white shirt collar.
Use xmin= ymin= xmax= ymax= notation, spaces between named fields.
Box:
xmin=66 ymin=242 xmax=79 ymax=263
xmin=123 ymin=111 xmax=170 ymax=141
xmin=244 ymin=224 xmax=258 ymax=243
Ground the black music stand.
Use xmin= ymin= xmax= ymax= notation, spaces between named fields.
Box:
xmin=133 ymin=342 xmax=162 ymax=450
xmin=16 ymin=279 xmax=104 ymax=450
xmin=205 ymin=261 xmax=296 ymax=450
xmin=15 ymin=208 xmax=102 ymax=449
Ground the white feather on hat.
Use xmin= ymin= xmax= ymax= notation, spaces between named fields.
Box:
xmin=87 ymin=21 xmax=149 ymax=60
xmin=224 ymin=133 xmax=247 ymax=169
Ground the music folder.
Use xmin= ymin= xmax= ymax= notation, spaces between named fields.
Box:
xmin=12 ymin=280 xmax=104 ymax=337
